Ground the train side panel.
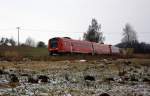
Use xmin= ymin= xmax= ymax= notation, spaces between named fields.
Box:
xmin=58 ymin=38 xmax=72 ymax=53
xmin=93 ymin=43 xmax=110 ymax=55
xmin=111 ymin=46 xmax=120 ymax=54
xmin=71 ymin=40 xmax=93 ymax=53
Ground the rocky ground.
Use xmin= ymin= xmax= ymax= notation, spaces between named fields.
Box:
xmin=0 ymin=58 xmax=150 ymax=96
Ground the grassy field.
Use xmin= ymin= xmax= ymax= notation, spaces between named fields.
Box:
xmin=0 ymin=46 xmax=49 ymax=61
xmin=0 ymin=58 xmax=150 ymax=71
xmin=0 ymin=46 xmax=150 ymax=63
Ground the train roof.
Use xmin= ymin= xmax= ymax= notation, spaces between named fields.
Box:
xmin=49 ymin=37 xmax=114 ymax=46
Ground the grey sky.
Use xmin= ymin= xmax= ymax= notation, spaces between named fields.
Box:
xmin=0 ymin=0 xmax=150 ymax=45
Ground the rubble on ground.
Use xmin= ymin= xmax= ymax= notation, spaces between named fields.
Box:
xmin=0 ymin=59 xmax=149 ymax=96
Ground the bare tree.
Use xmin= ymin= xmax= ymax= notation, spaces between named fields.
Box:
xmin=25 ymin=37 xmax=35 ymax=47
xmin=0 ymin=37 xmax=9 ymax=46
xmin=122 ymin=23 xmax=138 ymax=47
xmin=9 ymin=38 xmax=16 ymax=46
xmin=83 ymin=18 xmax=105 ymax=43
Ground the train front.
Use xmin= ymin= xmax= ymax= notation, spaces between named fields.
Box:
xmin=48 ymin=37 xmax=61 ymax=55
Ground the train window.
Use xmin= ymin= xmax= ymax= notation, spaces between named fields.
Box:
xmin=73 ymin=42 xmax=79 ymax=46
xmin=64 ymin=42 xmax=70 ymax=46
xmin=67 ymin=42 xmax=70 ymax=46
xmin=81 ymin=43 xmax=90 ymax=47
xmin=50 ymin=38 xmax=57 ymax=48
xmin=64 ymin=42 xmax=66 ymax=46
xmin=72 ymin=42 xmax=91 ymax=48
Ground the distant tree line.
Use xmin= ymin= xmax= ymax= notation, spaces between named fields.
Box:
xmin=116 ymin=41 xmax=150 ymax=53
xmin=0 ymin=37 xmax=47 ymax=48
xmin=0 ymin=37 xmax=16 ymax=46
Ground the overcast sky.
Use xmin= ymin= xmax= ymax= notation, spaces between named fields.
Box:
xmin=0 ymin=0 xmax=150 ymax=45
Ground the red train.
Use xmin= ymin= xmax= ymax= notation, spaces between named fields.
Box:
xmin=48 ymin=37 xmax=120 ymax=55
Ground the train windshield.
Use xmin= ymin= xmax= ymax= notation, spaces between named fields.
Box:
xmin=50 ymin=38 xmax=57 ymax=48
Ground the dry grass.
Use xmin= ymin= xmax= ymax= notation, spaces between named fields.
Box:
xmin=133 ymin=54 xmax=150 ymax=59
xmin=0 ymin=58 xmax=150 ymax=71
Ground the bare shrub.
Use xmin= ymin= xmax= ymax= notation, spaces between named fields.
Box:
xmin=25 ymin=37 xmax=35 ymax=47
